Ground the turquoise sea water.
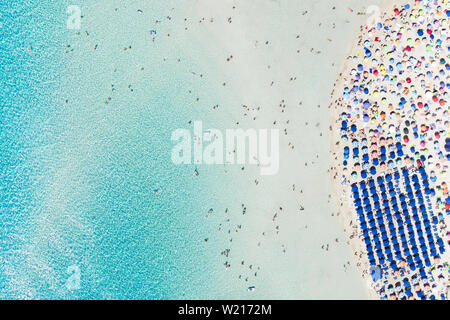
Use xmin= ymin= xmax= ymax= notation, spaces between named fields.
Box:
xmin=0 ymin=0 xmax=64 ymax=298
xmin=0 ymin=0 xmax=241 ymax=299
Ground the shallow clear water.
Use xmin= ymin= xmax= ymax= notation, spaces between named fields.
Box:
xmin=0 ymin=0 xmax=239 ymax=299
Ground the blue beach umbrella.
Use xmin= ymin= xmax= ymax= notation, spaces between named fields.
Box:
xmin=419 ymin=269 xmax=426 ymax=279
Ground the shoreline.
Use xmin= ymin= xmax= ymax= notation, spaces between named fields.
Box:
xmin=185 ymin=0 xmax=388 ymax=298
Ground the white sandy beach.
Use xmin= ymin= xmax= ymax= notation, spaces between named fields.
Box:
xmin=329 ymin=0 xmax=449 ymax=300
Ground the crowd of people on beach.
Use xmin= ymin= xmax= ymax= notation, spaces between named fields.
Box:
xmin=333 ymin=0 xmax=449 ymax=300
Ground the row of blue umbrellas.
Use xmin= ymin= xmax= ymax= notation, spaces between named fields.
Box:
xmin=351 ymin=166 xmax=445 ymax=276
